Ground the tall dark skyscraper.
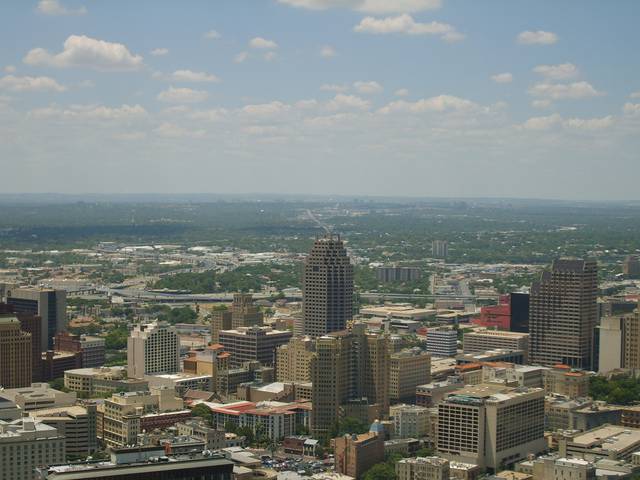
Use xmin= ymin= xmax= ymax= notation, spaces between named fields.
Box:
xmin=303 ymin=235 xmax=353 ymax=338
xmin=529 ymin=258 xmax=598 ymax=370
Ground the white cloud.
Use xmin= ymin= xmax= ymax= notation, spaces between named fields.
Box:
xmin=157 ymin=86 xmax=209 ymax=104
xmin=354 ymin=14 xmax=464 ymax=42
xmin=529 ymin=81 xmax=603 ymax=100
xmin=249 ymin=37 xmax=278 ymax=49
xmin=623 ymin=103 xmax=640 ymax=115
xmin=378 ymin=94 xmax=477 ymax=114
xmin=278 ymin=0 xmax=442 ymax=14
xmin=37 ymin=0 xmax=86 ymax=16
xmin=320 ymin=45 xmax=337 ymax=58
xmin=234 ymin=52 xmax=249 ymax=63
xmin=533 ymin=63 xmax=578 ymax=80
xmin=531 ymin=99 xmax=552 ymax=109
xmin=203 ymin=30 xmax=221 ymax=40
xmin=563 ymin=115 xmax=613 ymax=130
xmin=170 ymin=70 xmax=220 ymax=83
xmin=491 ymin=72 xmax=513 ymax=84
xmin=30 ymin=104 xmax=146 ymax=120
xmin=517 ymin=30 xmax=558 ymax=45
xmin=155 ymin=122 xmax=206 ymax=138
xmin=295 ymin=99 xmax=319 ymax=109
xmin=353 ymin=80 xmax=383 ymax=94
xmin=242 ymin=101 xmax=291 ymax=116
xmin=321 ymin=83 xmax=349 ymax=92
xmin=151 ymin=48 xmax=169 ymax=56
xmin=630 ymin=91 xmax=640 ymax=99
xmin=188 ymin=108 xmax=228 ymax=122
xmin=24 ymin=35 xmax=143 ymax=71
xmin=327 ymin=94 xmax=371 ymax=111
xmin=77 ymin=79 xmax=94 ymax=88
xmin=521 ymin=113 xmax=562 ymax=130
xmin=395 ymin=88 xmax=409 ymax=97
xmin=264 ymin=51 xmax=277 ymax=62
xmin=0 ymin=75 xmax=66 ymax=92
xmin=3 ymin=66 xmax=16 ymax=73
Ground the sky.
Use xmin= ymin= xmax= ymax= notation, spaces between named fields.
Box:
xmin=1 ymin=0 xmax=639 ymax=200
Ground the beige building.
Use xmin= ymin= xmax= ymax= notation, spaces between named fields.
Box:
xmin=598 ymin=312 xmax=640 ymax=374
xmin=390 ymin=349 xmax=431 ymax=403
xmin=0 ymin=383 xmax=76 ymax=411
xmin=0 ymin=314 xmax=32 ymax=389
xmin=0 ymin=418 xmax=65 ymax=480
xmin=310 ymin=323 xmax=389 ymax=437
xmin=64 ymin=366 xmax=148 ymax=396
xmin=528 ymin=456 xmax=595 ymax=480
xmin=558 ymin=424 xmax=640 ymax=461
xmin=437 ymin=384 xmax=545 ymax=471
xmin=543 ymin=365 xmax=589 ymax=398
xmin=127 ymin=321 xmax=180 ymax=379
xmin=463 ymin=331 xmax=529 ymax=362
xmin=276 ymin=336 xmax=315 ymax=383
xmin=390 ymin=404 xmax=430 ymax=439
xmin=397 ymin=456 xmax=450 ymax=480
xmin=529 ymin=259 xmax=598 ymax=370
xmin=29 ymin=404 xmax=97 ymax=457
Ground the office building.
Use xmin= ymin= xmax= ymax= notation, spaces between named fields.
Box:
xmin=376 ymin=266 xmax=422 ymax=283
xmin=390 ymin=404 xmax=430 ymax=439
xmin=623 ymin=256 xmax=640 ymax=277
xmin=529 ymin=259 xmax=598 ymax=370
xmin=127 ymin=321 xmax=180 ymax=379
xmin=64 ymin=366 xmax=149 ymax=397
xmin=6 ymin=287 xmax=66 ymax=350
xmin=390 ymin=349 xmax=431 ymax=403
xmin=230 ymin=293 xmax=264 ymax=329
xmin=432 ymin=240 xmax=449 ymax=259
xmin=0 ymin=418 xmax=65 ymax=480
xmin=0 ymin=305 xmax=44 ymax=382
xmin=396 ymin=457 xmax=450 ymax=480
xmin=302 ymin=235 xmax=354 ymax=338
xmin=175 ymin=418 xmax=226 ymax=450
xmin=211 ymin=309 xmax=232 ymax=344
xmin=219 ymin=326 xmax=292 ymax=368
xmin=527 ymin=456 xmax=595 ymax=480
xmin=437 ymin=384 xmax=545 ymax=471
xmin=0 ymin=383 xmax=76 ymax=411
xmin=29 ymin=404 xmax=97 ymax=457
xmin=276 ymin=336 xmax=315 ymax=383
xmin=41 ymin=350 xmax=82 ymax=382
xmin=463 ymin=330 xmax=529 ymax=361
xmin=510 ymin=293 xmax=530 ymax=333
xmin=0 ymin=314 xmax=32 ymax=388
xmin=310 ymin=323 xmax=389 ymax=437
xmin=54 ymin=332 xmax=105 ymax=368
xmin=598 ymin=312 xmax=640 ymax=374
xmin=334 ymin=432 xmax=385 ymax=479
xmin=543 ymin=365 xmax=590 ymax=398
xmin=558 ymin=424 xmax=640 ymax=461
xmin=472 ymin=295 xmax=511 ymax=330
xmin=426 ymin=329 xmax=457 ymax=357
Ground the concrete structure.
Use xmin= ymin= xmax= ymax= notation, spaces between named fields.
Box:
xmin=0 ymin=314 xmax=32 ymax=388
xmin=390 ymin=404 xmax=430 ymax=439
xmin=64 ymin=366 xmax=149 ymax=396
xmin=276 ymin=336 xmax=315 ymax=383
xmin=463 ymin=331 xmax=529 ymax=361
xmin=529 ymin=259 xmax=598 ymax=370
xmin=523 ymin=455 xmax=596 ymax=480
xmin=230 ymin=293 xmax=264 ymax=329
xmin=432 ymin=240 xmax=449 ymax=259
xmin=6 ymin=287 xmax=66 ymax=351
xmin=145 ymin=372 xmax=213 ymax=396
xmin=360 ymin=304 xmax=436 ymax=322
xmin=598 ymin=312 xmax=640 ymax=374
xmin=456 ymin=349 xmax=526 ymax=365
xmin=376 ymin=266 xmax=422 ymax=283
xmin=396 ymin=456 xmax=450 ymax=480
xmin=54 ymin=332 xmax=105 ymax=368
xmin=219 ymin=326 xmax=292 ymax=368
xmin=437 ymin=384 xmax=545 ymax=471
xmin=334 ymin=432 xmax=384 ymax=479
xmin=310 ymin=323 xmax=389 ymax=437
xmin=558 ymin=424 xmax=640 ymax=461
xmin=29 ymin=404 xmax=97 ymax=457
xmin=175 ymin=418 xmax=226 ymax=450
xmin=302 ymin=235 xmax=353 ymax=338
xmin=426 ymin=329 xmax=458 ymax=357
xmin=390 ymin=349 xmax=431 ymax=403
xmin=127 ymin=321 xmax=180 ymax=379
xmin=543 ymin=365 xmax=590 ymax=398
xmin=0 ymin=383 xmax=75 ymax=411
xmin=416 ymin=378 xmax=464 ymax=407
xmin=0 ymin=418 xmax=65 ymax=480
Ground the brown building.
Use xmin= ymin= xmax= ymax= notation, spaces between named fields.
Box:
xmin=623 ymin=256 xmax=640 ymax=277
xmin=311 ymin=323 xmax=390 ymax=438
xmin=529 ymin=259 xmax=598 ymax=370
xmin=303 ymin=235 xmax=354 ymax=338
xmin=55 ymin=332 xmax=106 ymax=368
xmin=0 ymin=303 xmax=42 ymax=381
xmin=41 ymin=350 xmax=83 ymax=381
xmin=334 ymin=432 xmax=384 ymax=479
xmin=211 ymin=309 xmax=232 ymax=344
xmin=0 ymin=314 xmax=32 ymax=388
xmin=231 ymin=293 xmax=264 ymax=329
xmin=219 ymin=326 xmax=292 ymax=368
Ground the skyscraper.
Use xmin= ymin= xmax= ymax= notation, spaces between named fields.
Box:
xmin=0 ymin=314 xmax=32 ymax=388
xmin=230 ymin=293 xmax=264 ymax=329
xmin=127 ymin=321 xmax=180 ymax=379
xmin=528 ymin=258 xmax=598 ymax=370
xmin=303 ymin=235 xmax=353 ymax=338
xmin=6 ymin=287 xmax=66 ymax=351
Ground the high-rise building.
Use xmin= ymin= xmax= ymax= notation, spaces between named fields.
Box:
xmin=0 ymin=418 xmax=65 ymax=480
xmin=396 ymin=456 xmax=450 ymax=480
xmin=210 ymin=309 xmax=232 ymax=344
xmin=510 ymin=293 xmax=530 ymax=333
xmin=0 ymin=314 xmax=32 ymax=388
xmin=376 ymin=266 xmax=422 ymax=283
xmin=432 ymin=240 xmax=449 ymax=259
xmin=127 ymin=321 xmax=180 ymax=379
xmin=54 ymin=332 xmax=106 ymax=368
xmin=303 ymin=235 xmax=353 ymax=338
xmin=390 ymin=349 xmax=431 ymax=403
xmin=218 ymin=326 xmax=293 ymax=368
xmin=231 ymin=293 xmax=264 ymax=329
xmin=528 ymin=259 xmax=598 ymax=370
xmin=6 ymin=287 xmax=66 ymax=350
xmin=598 ymin=312 xmax=640 ymax=374
xmin=426 ymin=328 xmax=457 ymax=357
xmin=310 ymin=323 xmax=389 ymax=438
xmin=334 ymin=431 xmax=384 ymax=480
xmin=437 ymin=384 xmax=545 ymax=471
xmin=1 ymin=303 xmax=44 ymax=382
xmin=276 ymin=336 xmax=316 ymax=383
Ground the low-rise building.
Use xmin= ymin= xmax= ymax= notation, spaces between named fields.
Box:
xmin=334 ymin=432 xmax=384 ymax=479
xmin=390 ymin=404 xmax=430 ymax=439
xmin=145 ymin=372 xmax=213 ymax=396
xmin=558 ymin=424 xmax=640 ymax=461
xmin=463 ymin=331 xmax=529 ymax=361
xmin=391 ymin=349 xmax=431 ymax=403
xmin=64 ymin=366 xmax=149 ymax=397
xmin=416 ymin=378 xmax=464 ymax=407
xmin=396 ymin=456 xmax=450 ymax=480
xmin=29 ymin=404 xmax=97 ymax=457
xmin=0 ymin=383 xmax=76 ymax=411
xmin=543 ymin=365 xmax=590 ymax=398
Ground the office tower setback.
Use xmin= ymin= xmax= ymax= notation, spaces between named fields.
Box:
xmin=218 ymin=326 xmax=293 ymax=368
xmin=231 ymin=293 xmax=264 ymax=329
xmin=127 ymin=321 xmax=180 ymax=379
xmin=0 ymin=314 xmax=32 ymax=388
xmin=528 ymin=259 xmax=598 ymax=370
xmin=303 ymin=235 xmax=354 ymax=338
xmin=310 ymin=323 xmax=389 ymax=437
xmin=6 ymin=287 xmax=66 ymax=350
xmin=432 ymin=240 xmax=449 ymax=259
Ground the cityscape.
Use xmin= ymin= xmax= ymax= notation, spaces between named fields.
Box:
xmin=2 ymin=2 xmax=640 ymax=480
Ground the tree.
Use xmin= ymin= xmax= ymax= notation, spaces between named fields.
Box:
xmin=224 ymin=421 xmax=238 ymax=434
xmin=191 ymin=404 xmax=213 ymax=425
xmin=363 ymin=462 xmax=396 ymax=480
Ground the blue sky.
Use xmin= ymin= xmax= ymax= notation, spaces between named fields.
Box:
xmin=1 ymin=0 xmax=639 ymax=199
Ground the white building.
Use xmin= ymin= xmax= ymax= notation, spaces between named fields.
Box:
xmin=426 ymin=329 xmax=457 ymax=357
xmin=127 ymin=321 xmax=180 ymax=379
